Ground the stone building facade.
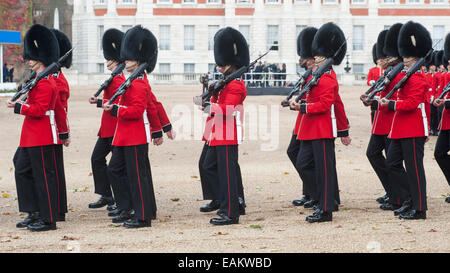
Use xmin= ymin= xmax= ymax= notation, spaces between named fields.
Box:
xmin=71 ymin=0 xmax=450 ymax=84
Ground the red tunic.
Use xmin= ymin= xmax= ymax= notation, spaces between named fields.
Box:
xmin=371 ymin=72 xmax=405 ymax=135
xmin=142 ymin=76 xmax=171 ymax=133
xmin=207 ymin=79 xmax=246 ymax=146
xmin=111 ymin=74 xmax=158 ymax=146
xmin=388 ymin=72 xmax=429 ymax=139
xmin=97 ymin=74 xmax=125 ymax=138
xmin=14 ymin=77 xmax=58 ymax=147
xmin=367 ymin=67 xmax=384 ymax=86
xmin=297 ymin=71 xmax=337 ymax=140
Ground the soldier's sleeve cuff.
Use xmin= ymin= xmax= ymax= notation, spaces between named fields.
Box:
xmin=59 ymin=132 xmax=69 ymax=140
xmin=300 ymin=103 xmax=307 ymax=114
xmin=152 ymin=131 xmax=163 ymax=139
xmin=110 ymin=104 xmax=119 ymax=117
xmin=162 ymin=124 xmax=172 ymax=133
xmin=371 ymin=100 xmax=379 ymax=111
xmin=388 ymin=101 xmax=396 ymax=112
xmin=445 ymin=100 xmax=450 ymax=109
xmin=338 ymin=130 xmax=349 ymax=137
xmin=14 ymin=103 xmax=22 ymax=114
xmin=97 ymin=99 xmax=103 ymax=108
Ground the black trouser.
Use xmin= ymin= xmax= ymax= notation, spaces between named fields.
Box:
xmin=430 ymin=104 xmax=439 ymax=133
xmin=53 ymin=144 xmax=67 ymax=215
xmin=435 ymin=130 xmax=450 ymax=185
xmin=386 ymin=137 xmax=427 ymax=211
xmin=202 ymin=145 xmax=241 ymax=218
xmin=108 ymin=144 xmax=154 ymax=221
xmin=14 ymin=145 xmax=58 ymax=223
xmin=366 ymin=134 xmax=409 ymax=204
xmin=199 ymin=143 xmax=244 ymax=204
xmin=296 ymin=139 xmax=338 ymax=212
xmin=437 ymin=105 xmax=444 ymax=129
xmin=370 ymin=109 xmax=375 ymax=124
xmin=287 ymin=134 xmax=311 ymax=198
xmin=91 ymin=137 xmax=114 ymax=197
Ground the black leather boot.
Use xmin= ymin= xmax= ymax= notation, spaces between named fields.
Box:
xmin=399 ymin=210 xmax=426 ymax=220
xmin=376 ymin=194 xmax=389 ymax=204
xmin=380 ymin=203 xmax=401 ymax=211
xmin=16 ymin=212 xmax=40 ymax=228
xmin=112 ymin=210 xmax=133 ymax=223
xmin=124 ymin=218 xmax=151 ymax=228
xmin=303 ymin=199 xmax=318 ymax=209
xmin=200 ymin=200 xmax=220 ymax=212
xmin=445 ymin=196 xmax=450 ymax=203
xmin=89 ymin=196 xmax=114 ymax=209
xmin=293 ymin=196 xmax=311 ymax=206
xmin=306 ymin=211 xmax=332 ymax=223
xmin=393 ymin=199 xmax=412 ymax=216
xmin=210 ymin=215 xmax=239 ymax=226
xmin=27 ymin=219 xmax=57 ymax=232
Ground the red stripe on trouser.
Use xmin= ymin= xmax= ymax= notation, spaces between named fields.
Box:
xmin=41 ymin=146 xmax=53 ymax=223
xmin=226 ymin=146 xmax=231 ymax=217
xmin=135 ymin=147 xmax=145 ymax=220
xmin=323 ymin=140 xmax=327 ymax=212
xmin=52 ymin=147 xmax=60 ymax=213
xmin=413 ymin=138 xmax=422 ymax=211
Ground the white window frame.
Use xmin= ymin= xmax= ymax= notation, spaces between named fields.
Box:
xmin=208 ymin=25 xmax=220 ymax=51
xmin=433 ymin=25 xmax=445 ymax=51
xmin=184 ymin=25 xmax=195 ymax=51
xmin=353 ymin=63 xmax=364 ymax=74
xmin=97 ymin=63 xmax=105 ymax=74
xmin=406 ymin=0 xmax=423 ymax=3
xmin=381 ymin=0 xmax=398 ymax=4
xmin=159 ymin=63 xmax=171 ymax=74
xmin=157 ymin=0 xmax=172 ymax=3
xmin=183 ymin=0 xmax=197 ymax=4
xmin=266 ymin=0 xmax=281 ymax=4
xmin=323 ymin=0 xmax=338 ymax=4
xmin=96 ymin=0 xmax=106 ymax=4
xmin=294 ymin=0 xmax=309 ymax=4
xmin=239 ymin=25 xmax=250 ymax=47
xmin=159 ymin=25 xmax=171 ymax=51
xmin=119 ymin=0 xmax=136 ymax=4
xmin=267 ymin=25 xmax=279 ymax=51
xmin=206 ymin=0 xmax=221 ymax=3
xmin=237 ymin=0 xmax=251 ymax=3
xmin=184 ymin=63 xmax=195 ymax=73
xmin=351 ymin=0 xmax=366 ymax=4
xmin=98 ymin=25 xmax=104 ymax=51
xmin=430 ymin=0 xmax=445 ymax=4
xmin=352 ymin=25 xmax=364 ymax=51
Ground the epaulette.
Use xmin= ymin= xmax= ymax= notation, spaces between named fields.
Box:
xmin=52 ymin=71 xmax=60 ymax=78
xmin=137 ymin=74 xmax=144 ymax=80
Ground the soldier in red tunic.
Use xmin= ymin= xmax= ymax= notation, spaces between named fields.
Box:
xmin=103 ymin=25 xmax=163 ymax=228
xmin=199 ymin=27 xmax=248 ymax=225
xmin=433 ymin=33 xmax=450 ymax=204
xmin=88 ymin=28 xmax=125 ymax=212
xmin=7 ymin=24 xmax=60 ymax=231
xmin=380 ymin=21 xmax=431 ymax=220
xmin=49 ymin=29 xmax=72 ymax=222
xmin=291 ymin=22 xmax=349 ymax=223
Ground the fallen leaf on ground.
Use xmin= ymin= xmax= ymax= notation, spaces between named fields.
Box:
xmin=190 ymin=176 xmax=198 ymax=179
xmin=2 ymin=212 xmax=11 ymax=215
xmin=283 ymin=172 xmax=289 ymax=175
xmin=249 ymin=225 xmax=262 ymax=229
xmin=88 ymin=172 xmax=93 ymax=176
xmin=61 ymin=236 xmax=78 ymax=241
xmin=428 ymin=229 xmax=438 ymax=232
xmin=2 ymin=193 xmax=9 ymax=198
xmin=214 ymin=232 xmax=229 ymax=236
xmin=372 ymin=226 xmax=381 ymax=230
xmin=79 ymin=214 xmax=88 ymax=217
xmin=171 ymin=198 xmax=180 ymax=202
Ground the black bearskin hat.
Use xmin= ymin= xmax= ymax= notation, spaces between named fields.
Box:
xmin=383 ymin=23 xmax=402 ymax=57
xmin=103 ymin=28 xmax=124 ymax=63
xmin=372 ymin=44 xmax=378 ymax=64
xmin=311 ymin=22 xmax=347 ymax=65
xmin=51 ymin=29 xmax=72 ymax=68
xmin=376 ymin=30 xmax=388 ymax=60
xmin=120 ymin=25 xmax=158 ymax=73
xmin=398 ymin=21 xmax=432 ymax=58
xmin=297 ymin=27 xmax=317 ymax=59
xmin=444 ymin=33 xmax=450 ymax=66
xmin=22 ymin=24 xmax=60 ymax=67
xmin=214 ymin=27 xmax=250 ymax=68
xmin=434 ymin=50 xmax=444 ymax=67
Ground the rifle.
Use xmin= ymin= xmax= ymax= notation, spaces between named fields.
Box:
xmin=92 ymin=62 xmax=125 ymax=98
xmin=438 ymin=82 xmax=450 ymax=100
xmin=364 ymin=66 xmax=393 ymax=95
xmin=10 ymin=48 xmax=74 ymax=102
xmin=366 ymin=62 xmax=404 ymax=100
xmin=193 ymin=45 xmax=277 ymax=106
xmin=281 ymin=69 xmax=312 ymax=107
xmin=107 ymin=62 xmax=148 ymax=106
xmin=384 ymin=49 xmax=433 ymax=100
xmin=294 ymin=41 xmax=347 ymax=103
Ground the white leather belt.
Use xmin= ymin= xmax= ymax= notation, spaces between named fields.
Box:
xmin=331 ymin=105 xmax=337 ymax=138
xmin=143 ymin=110 xmax=151 ymax=143
xmin=233 ymin=110 xmax=243 ymax=145
xmin=45 ymin=110 xmax=57 ymax=144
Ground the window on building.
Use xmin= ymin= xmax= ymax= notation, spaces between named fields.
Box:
xmin=98 ymin=25 xmax=104 ymax=50
xmin=382 ymin=0 xmax=396 ymax=3
xmin=121 ymin=0 xmax=134 ymax=3
xmin=267 ymin=25 xmax=279 ymax=51
xmin=267 ymin=0 xmax=280 ymax=3
xmin=237 ymin=0 xmax=251 ymax=2
xmin=208 ymin=25 xmax=220 ymax=51
xmin=158 ymin=0 xmax=171 ymax=3
xmin=159 ymin=25 xmax=170 ymax=50
xmin=97 ymin=0 xmax=105 ymax=4
xmin=122 ymin=25 xmax=132 ymax=32
xmin=183 ymin=0 xmax=195 ymax=3
xmin=352 ymin=0 xmax=366 ymax=3
xmin=184 ymin=63 xmax=195 ymax=73
xmin=294 ymin=0 xmax=309 ymax=3
xmin=184 ymin=25 xmax=195 ymax=50
xmin=239 ymin=25 xmax=250 ymax=46
xmin=207 ymin=0 xmax=221 ymax=3
xmin=97 ymin=63 xmax=104 ymax=73
xmin=406 ymin=0 xmax=421 ymax=3
xmin=323 ymin=0 xmax=337 ymax=3
xmin=208 ymin=63 xmax=216 ymax=73
xmin=159 ymin=63 xmax=170 ymax=74
xmin=431 ymin=0 xmax=444 ymax=2
xmin=384 ymin=25 xmax=391 ymax=30
xmin=296 ymin=25 xmax=306 ymax=38
xmin=433 ymin=25 xmax=445 ymax=50
xmin=353 ymin=25 xmax=364 ymax=51
xmin=353 ymin=64 xmax=364 ymax=74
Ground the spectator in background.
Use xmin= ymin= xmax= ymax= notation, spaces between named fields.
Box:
xmin=253 ymin=61 xmax=262 ymax=87
xmin=3 ymin=63 xmax=9 ymax=82
xmin=262 ymin=62 xmax=270 ymax=87
xmin=280 ymin=63 xmax=287 ymax=86
xmin=8 ymin=65 xmax=14 ymax=82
